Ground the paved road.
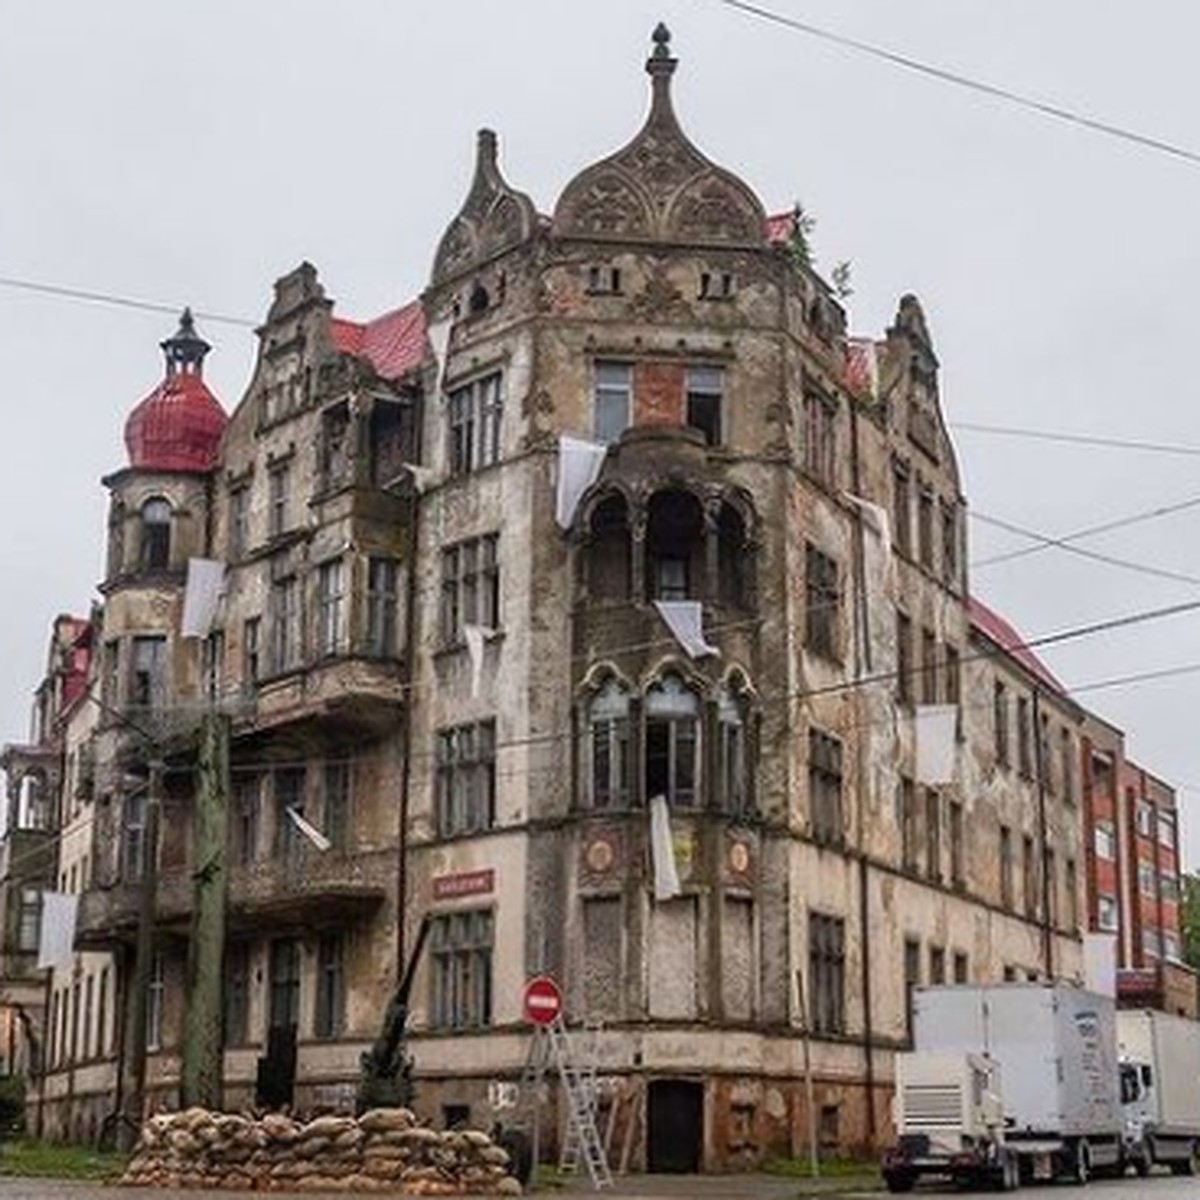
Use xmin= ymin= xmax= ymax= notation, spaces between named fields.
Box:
xmin=0 ymin=1174 xmax=1195 ymax=1198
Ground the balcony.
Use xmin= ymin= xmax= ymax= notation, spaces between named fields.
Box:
xmin=75 ymin=847 xmax=392 ymax=948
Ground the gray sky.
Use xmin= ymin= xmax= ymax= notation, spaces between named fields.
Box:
xmin=5 ymin=1 xmax=1200 ymax=862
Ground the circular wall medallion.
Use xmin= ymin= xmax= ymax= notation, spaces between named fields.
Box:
xmin=729 ymin=841 xmax=750 ymax=875
xmin=585 ymin=837 xmax=616 ymax=874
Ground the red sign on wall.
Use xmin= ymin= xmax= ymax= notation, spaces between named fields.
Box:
xmin=432 ymin=868 xmax=495 ymax=900
xmin=523 ymin=976 xmax=564 ymax=1027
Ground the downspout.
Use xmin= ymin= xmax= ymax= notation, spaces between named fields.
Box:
xmin=848 ymin=402 xmax=877 ymax=1144
xmin=1033 ymin=690 xmax=1053 ymax=979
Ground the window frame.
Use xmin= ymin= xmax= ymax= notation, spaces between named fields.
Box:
xmin=430 ymin=910 xmax=494 ymax=1030
xmin=435 ymin=719 xmax=497 ymax=837
xmin=593 ymin=361 xmax=633 ymax=445
xmin=447 ymin=370 xmax=504 ymax=475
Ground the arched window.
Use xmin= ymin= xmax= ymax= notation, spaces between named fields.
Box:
xmin=716 ymin=686 xmax=749 ymax=815
xmin=717 ymin=502 xmax=751 ymax=609
xmin=583 ymin=680 xmax=631 ymax=809
xmin=140 ymin=499 xmax=172 ymax=571
xmin=588 ymin=495 xmax=631 ymax=601
xmin=645 ymin=674 xmax=700 ymax=808
xmin=646 ymin=490 xmax=704 ymax=602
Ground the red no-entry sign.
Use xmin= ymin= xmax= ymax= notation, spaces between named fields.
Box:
xmin=523 ymin=975 xmax=564 ymax=1026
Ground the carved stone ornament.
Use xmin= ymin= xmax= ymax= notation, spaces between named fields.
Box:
xmin=431 ymin=129 xmax=537 ymax=286
xmin=552 ymin=26 xmax=767 ymax=247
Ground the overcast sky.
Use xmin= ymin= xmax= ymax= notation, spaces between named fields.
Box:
xmin=4 ymin=1 xmax=1200 ymax=863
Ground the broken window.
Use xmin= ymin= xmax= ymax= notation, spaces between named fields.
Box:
xmin=447 ymin=372 xmax=502 ymax=475
xmin=803 ymin=392 xmax=837 ymax=486
xmin=268 ymin=939 xmax=301 ymax=1032
xmin=593 ymin=361 xmax=632 ymax=444
xmin=809 ymin=729 xmax=843 ymax=844
xmin=685 ymin=365 xmax=723 ymax=446
xmin=130 ymin=636 xmax=166 ymax=710
xmin=369 ymin=397 xmax=415 ymax=488
xmin=319 ymin=401 xmax=353 ymax=492
xmin=917 ymin=486 xmax=935 ymax=570
xmin=588 ymin=495 xmax=631 ymax=601
xmin=1000 ymin=825 xmax=1014 ymax=907
xmin=269 ymin=576 xmax=299 ymax=673
xmin=314 ymin=934 xmax=346 ymax=1039
xmin=440 ymin=534 xmax=500 ymax=644
xmin=807 ymin=912 xmax=845 ymax=1034
xmin=1023 ymin=833 xmax=1038 ymax=918
xmin=892 ymin=460 xmax=912 ymax=556
xmin=1017 ymin=696 xmax=1032 ymax=777
xmin=698 ymin=271 xmax=734 ymax=300
xmin=436 ymin=719 xmax=496 ymax=836
xmin=274 ymin=767 xmax=308 ymax=868
xmin=717 ymin=685 xmax=750 ymax=815
xmin=925 ymin=788 xmax=941 ymax=882
xmin=899 ymin=775 xmax=917 ymax=872
xmin=921 ymin=629 xmax=938 ymax=705
xmin=949 ymin=800 xmax=964 ymax=886
xmin=994 ymin=681 xmax=1009 ymax=765
xmin=584 ymin=681 xmax=632 ymax=809
xmin=366 ymin=558 xmax=399 ymax=657
xmin=268 ymin=463 xmax=289 ymax=539
xmin=231 ymin=775 xmax=259 ymax=866
xmin=805 ymin=544 xmax=839 ymax=659
xmin=646 ymin=490 xmax=703 ymax=602
xmin=223 ymin=943 xmax=251 ymax=1045
xmin=586 ymin=265 xmax=622 ymax=295
xmin=896 ymin=611 xmax=913 ymax=704
xmin=431 ymin=910 xmax=493 ymax=1030
xmin=717 ymin=503 xmax=751 ymax=609
xmin=645 ymin=675 xmax=700 ymax=808
xmin=323 ymin=761 xmax=352 ymax=851
xmin=140 ymin=499 xmax=172 ymax=571
xmin=202 ymin=630 xmax=223 ymax=701
xmin=316 ymin=558 xmax=346 ymax=657
xmin=243 ymin=617 xmax=261 ymax=689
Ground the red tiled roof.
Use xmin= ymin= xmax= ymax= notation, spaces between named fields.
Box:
xmin=968 ymin=596 xmax=1066 ymax=695
xmin=125 ymin=372 xmax=228 ymax=473
xmin=330 ymin=299 xmax=427 ymax=381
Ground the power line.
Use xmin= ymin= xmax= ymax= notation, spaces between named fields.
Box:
xmin=0 ymin=275 xmax=256 ymax=329
xmin=973 ymin=493 xmax=1200 ymax=570
xmin=707 ymin=0 xmax=1200 ymax=168
xmin=950 ymin=420 xmax=1200 ymax=458
xmin=970 ymin=509 xmax=1200 ymax=588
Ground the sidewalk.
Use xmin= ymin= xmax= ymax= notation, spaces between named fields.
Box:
xmin=555 ymin=1172 xmax=881 ymax=1198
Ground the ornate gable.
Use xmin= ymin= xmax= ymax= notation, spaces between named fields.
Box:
xmin=552 ymin=25 xmax=767 ymax=246
xmin=431 ymin=129 xmax=538 ymax=286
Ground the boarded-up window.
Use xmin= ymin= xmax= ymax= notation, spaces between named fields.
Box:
xmin=582 ymin=897 xmax=622 ymax=1021
xmin=723 ymin=896 xmax=755 ymax=1022
xmin=649 ymin=898 xmax=697 ymax=1020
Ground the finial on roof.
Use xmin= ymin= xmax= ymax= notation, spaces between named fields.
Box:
xmin=647 ymin=21 xmax=677 ymax=81
xmin=160 ymin=306 xmax=211 ymax=377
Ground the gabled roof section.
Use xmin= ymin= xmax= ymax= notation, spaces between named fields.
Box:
xmin=330 ymin=299 xmax=427 ymax=382
xmin=552 ymin=25 xmax=767 ymax=246
xmin=430 ymin=129 xmax=538 ymax=287
xmin=968 ymin=596 xmax=1066 ymax=696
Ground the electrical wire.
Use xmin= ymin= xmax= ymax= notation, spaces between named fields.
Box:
xmin=706 ymin=0 xmax=1200 ymax=168
xmin=969 ymin=510 xmax=1200 ymax=588
xmin=950 ymin=420 xmax=1200 ymax=458
xmin=0 ymin=275 xmax=256 ymax=329
xmin=972 ymin=492 xmax=1200 ymax=570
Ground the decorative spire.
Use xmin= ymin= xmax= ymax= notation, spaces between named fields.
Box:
xmin=160 ymin=308 xmax=211 ymax=378
xmin=646 ymin=22 xmax=678 ymax=111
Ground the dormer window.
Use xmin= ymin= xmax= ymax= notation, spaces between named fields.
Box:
xmin=699 ymin=272 xmax=734 ymax=300
xmin=586 ymin=266 xmax=622 ymax=295
xmin=140 ymin=499 xmax=172 ymax=571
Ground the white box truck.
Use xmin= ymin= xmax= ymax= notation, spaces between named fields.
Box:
xmin=883 ymin=984 xmax=1124 ymax=1192
xmin=1116 ymin=1008 xmax=1200 ymax=1175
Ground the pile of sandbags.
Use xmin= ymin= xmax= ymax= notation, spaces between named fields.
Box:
xmin=119 ymin=1105 xmax=522 ymax=1194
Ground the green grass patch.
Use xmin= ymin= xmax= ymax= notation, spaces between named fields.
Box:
xmin=0 ymin=1138 xmax=129 ymax=1181
xmin=763 ymin=1154 xmax=881 ymax=1179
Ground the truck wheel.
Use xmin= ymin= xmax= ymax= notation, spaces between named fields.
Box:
xmin=1067 ymin=1139 xmax=1090 ymax=1186
xmin=1004 ymin=1151 xmax=1021 ymax=1191
xmin=884 ymin=1170 xmax=916 ymax=1194
xmin=1169 ymin=1143 xmax=1199 ymax=1176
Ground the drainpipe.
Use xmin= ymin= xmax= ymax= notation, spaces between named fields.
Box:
xmin=847 ymin=403 xmax=877 ymax=1144
xmin=1033 ymin=690 xmax=1053 ymax=980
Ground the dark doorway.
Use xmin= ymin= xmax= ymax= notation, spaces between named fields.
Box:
xmin=646 ymin=1079 xmax=704 ymax=1173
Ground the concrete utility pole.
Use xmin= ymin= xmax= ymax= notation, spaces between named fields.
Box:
xmin=120 ymin=757 xmax=163 ymax=1147
xmin=181 ymin=710 xmax=230 ymax=1109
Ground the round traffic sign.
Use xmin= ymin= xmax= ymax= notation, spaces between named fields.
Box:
xmin=523 ymin=975 xmax=564 ymax=1026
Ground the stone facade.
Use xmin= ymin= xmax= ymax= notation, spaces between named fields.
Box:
xmin=12 ymin=23 xmax=1190 ymax=1171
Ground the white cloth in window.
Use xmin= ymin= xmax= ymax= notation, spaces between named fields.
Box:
xmin=1083 ymin=932 xmax=1117 ymax=998
xmin=463 ymin=624 xmax=493 ymax=699
xmin=427 ymin=318 xmax=453 ymax=399
xmin=844 ymin=493 xmax=891 ymax=560
xmin=181 ymin=558 xmax=226 ymax=638
xmin=37 ymin=892 xmax=78 ymax=969
xmin=915 ymin=704 xmax=958 ymax=784
xmin=287 ymin=806 xmax=331 ymax=852
xmin=649 ymin=795 xmax=681 ymax=901
xmin=654 ymin=601 xmax=717 ymax=659
xmin=555 ymin=436 xmax=608 ymax=529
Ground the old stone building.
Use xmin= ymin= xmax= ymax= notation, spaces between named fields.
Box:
xmin=14 ymin=24 xmax=1191 ymax=1167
